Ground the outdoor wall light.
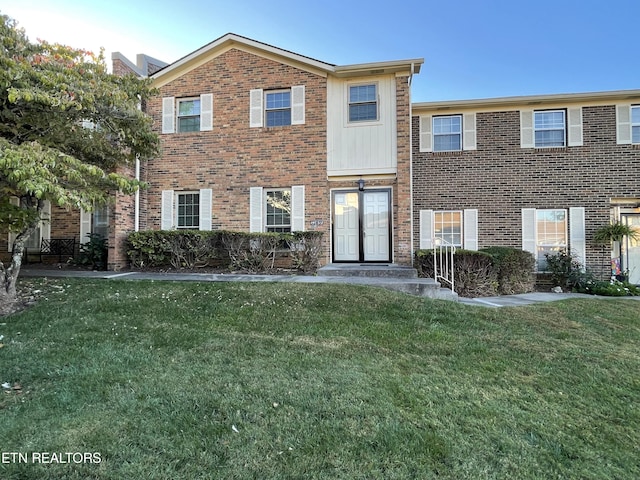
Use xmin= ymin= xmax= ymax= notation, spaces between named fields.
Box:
xmin=357 ymin=178 xmax=365 ymax=191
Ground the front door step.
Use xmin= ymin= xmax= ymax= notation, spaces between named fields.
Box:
xmin=317 ymin=263 xmax=418 ymax=279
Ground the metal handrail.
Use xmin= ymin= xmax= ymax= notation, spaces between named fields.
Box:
xmin=433 ymin=238 xmax=456 ymax=292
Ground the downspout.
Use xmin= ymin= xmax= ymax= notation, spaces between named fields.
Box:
xmin=135 ymin=154 xmax=140 ymax=232
xmin=408 ymin=63 xmax=415 ymax=266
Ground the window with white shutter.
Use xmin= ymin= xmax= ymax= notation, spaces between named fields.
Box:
xmin=419 ymin=209 xmax=478 ymax=250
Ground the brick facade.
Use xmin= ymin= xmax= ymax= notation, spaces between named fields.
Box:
xmin=412 ymin=103 xmax=640 ymax=272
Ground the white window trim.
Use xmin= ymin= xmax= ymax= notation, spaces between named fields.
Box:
xmin=432 ymin=115 xmax=462 ymax=152
xmin=346 ymin=82 xmax=379 ymax=125
xmin=250 ymin=86 xmax=305 ymax=128
xmin=631 ymin=105 xmax=640 ymax=145
xmin=264 ymin=188 xmax=292 ymax=232
xmin=175 ymin=191 xmax=201 ymax=229
xmin=533 ymin=109 xmax=566 ymax=148
xmin=160 ymin=189 xmax=212 ymax=231
xmin=522 ymin=207 xmax=585 ymax=271
xmin=419 ymin=209 xmax=478 ymax=250
xmin=162 ymin=94 xmax=213 ymax=134
xmin=250 ymin=185 xmax=305 ymax=232
xmin=419 ymin=113 xmax=476 ymax=152
xmin=264 ymin=90 xmax=292 ymax=128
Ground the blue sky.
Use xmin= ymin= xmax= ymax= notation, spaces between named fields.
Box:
xmin=1 ymin=0 xmax=638 ymax=102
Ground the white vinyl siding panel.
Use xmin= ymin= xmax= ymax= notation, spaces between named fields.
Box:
xmin=291 ymin=185 xmax=305 ymax=232
xmin=162 ymin=97 xmax=175 ymax=134
xmin=419 ymin=115 xmax=432 ymax=152
xmin=41 ymin=202 xmax=51 ymax=243
xmin=616 ymin=104 xmax=632 ymax=144
xmin=569 ymin=207 xmax=586 ymax=269
xmin=463 ymin=209 xmax=478 ymax=250
xmin=520 ymin=110 xmax=534 ymax=148
xmin=200 ymin=94 xmax=213 ymax=131
xmin=462 ymin=113 xmax=477 ymax=150
xmin=327 ymin=76 xmax=397 ymax=176
xmin=161 ymin=190 xmax=174 ymax=230
xmin=80 ymin=209 xmax=92 ymax=244
xmin=250 ymin=89 xmax=263 ymax=128
xmin=291 ymin=86 xmax=305 ymax=125
xmin=567 ymin=107 xmax=583 ymax=146
xmin=249 ymin=187 xmax=263 ymax=232
xmin=199 ymin=188 xmax=212 ymax=231
xmin=419 ymin=209 xmax=434 ymax=250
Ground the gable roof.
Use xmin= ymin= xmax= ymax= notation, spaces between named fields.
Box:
xmin=151 ymin=33 xmax=423 ymax=87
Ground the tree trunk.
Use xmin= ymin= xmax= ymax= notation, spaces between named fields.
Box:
xmin=0 ymin=241 xmax=24 ymax=315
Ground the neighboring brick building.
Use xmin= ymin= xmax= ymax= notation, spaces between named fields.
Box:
xmin=412 ymin=91 xmax=640 ymax=282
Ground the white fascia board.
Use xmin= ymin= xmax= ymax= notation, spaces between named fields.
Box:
xmin=413 ymin=89 xmax=640 ymax=114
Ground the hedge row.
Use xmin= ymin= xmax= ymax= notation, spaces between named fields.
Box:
xmin=127 ymin=230 xmax=324 ymax=273
xmin=415 ymin=247 xmax=536 ymax=297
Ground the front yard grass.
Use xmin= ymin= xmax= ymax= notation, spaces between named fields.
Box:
xmin=1 ymin=278 xmax=639 ymax=479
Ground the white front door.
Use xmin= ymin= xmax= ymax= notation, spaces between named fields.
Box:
xmin=363 ymin=191 xmax=390 ymax=261
xmin=622 ymin=215 xmax=640 ymax=284
xmin=332 ymin=189 xmax=391 ymax=263
xmin=333 ymin=192 xmax=359 ymax=261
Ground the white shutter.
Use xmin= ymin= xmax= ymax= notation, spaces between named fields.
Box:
xmin=463 ymin=209 xmax=478 ymax=250
xmin=250 ymin=89 xmax=263 ymax=128
xmin=200 ymin=94 xmax=213 ymax=131
xmin=41 ymin=201 xmax=51 ymax=242
xmin=522 ymin=208 xmax=537 ymax=256
xmin=567 ymin=107 xmax=583 ymax=147
xmin=291 ymin=185 xmax=305 ymax=232
xmin=291 ymin=86 xmax=305 ymax=125
xmin=80 ymin=209 xmax=92 ymax=244
xmin=419 ymin=209 xmax=434 ymax=249
xmin=520 ymin=110 xmax=534 ymax=148
xmin=616 ymin=104 xmax=632 ymax=144
xmin=462 ymin=113 xmax=477 ymax=150
xmin=7 ymin=197 xmax=19 ymax=252
xmin=419 ymin=115 xmax=432 ymax=152
xmin=249 ymin=187 xmax=263 ymax=232
xmin=199 ymin=188 xmax=212 ymax=231
xmin=161 ymin=190 xmax=174 ymax=230
xmin=569 ymin=207 xmax=586 ymax=269
xmin=162 ymin=97 xmax=175 ymax=134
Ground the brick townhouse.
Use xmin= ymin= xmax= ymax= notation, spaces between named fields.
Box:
xmin=413 ymin=91 xmax=640 ymax=283
xmin=4 ymin=33 xmax=640 ymax=284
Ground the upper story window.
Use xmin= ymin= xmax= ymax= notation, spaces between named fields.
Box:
xmin=632 ymin=105 xmax=640 ymax=144
xmin=265 ymin=90 xmax=292 ymax=127
xmin=348 ymin=84 xmax=378 ymax=122
xmin=177 ymin=192 xmax=200 ymax=229
xmin=162 ymin=95 xmax=212 ymax=134
xmin=433 ymin=115 xmax=462 ymax=152
xmin=534 ymin=110 xmax=566 ymax=147
xmin=177 ymin=98 xmax=201 ymax=133
xmin=250 ymin=86 xmax=305 ymax=128
xmin=265 ymin=189 xmax=291 ymax=232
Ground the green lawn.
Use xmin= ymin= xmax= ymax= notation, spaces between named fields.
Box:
xmin=1 ymin=278 xmax=639 ymax=479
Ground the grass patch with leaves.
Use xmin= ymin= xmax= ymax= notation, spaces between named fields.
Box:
xmin=1 ymin=278 xmax=639 ymax=479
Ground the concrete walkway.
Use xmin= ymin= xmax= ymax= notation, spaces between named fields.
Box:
xmin=19 ymin=267 xmax=640 ymax=308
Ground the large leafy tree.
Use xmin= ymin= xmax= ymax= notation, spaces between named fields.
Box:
xmin=0 ymin=14 xmax=160 ymax=314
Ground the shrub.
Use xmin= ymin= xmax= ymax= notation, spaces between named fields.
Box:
xmin=480 ymin=246 xmax=536 ymax=294
xmin=415 ymin=249 xmax=498 ymax=297
xmin=127 ymin=230 xmax=223 ymax=269
xmin=544 ymin=250 xmax=583 ymax=288
xmin=286 ymin=231 xmax=324 ymax=273
xmin=220 ymin=231 xmax=281 ymax=273
xmin=76 ymin=233 xmax=108 ymax=270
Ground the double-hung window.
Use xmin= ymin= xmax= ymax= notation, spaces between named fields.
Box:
xmin=265 ymin=189 xmax=291 ymax=232
xmin=434 ymin=211 xmax=463 ymax=246
xmin=177 ymin=98 xmax=201 ymax=132
xmin=535 ymin=209 xmax=567 ymax=270
xmin=433 ymin=115 xmax=462 ymax=152
xmin=534 ymin=110 xmax=566 ymax=147
xmin=632 ymin=105 xmax=640 ymax=144
xmin=348 ymin=84 xmax=378 ymax=122
xmin=177 ymin=192 xmax=200 ymax=229
xmin=265 ymin=90 xmax=291 ymax=127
